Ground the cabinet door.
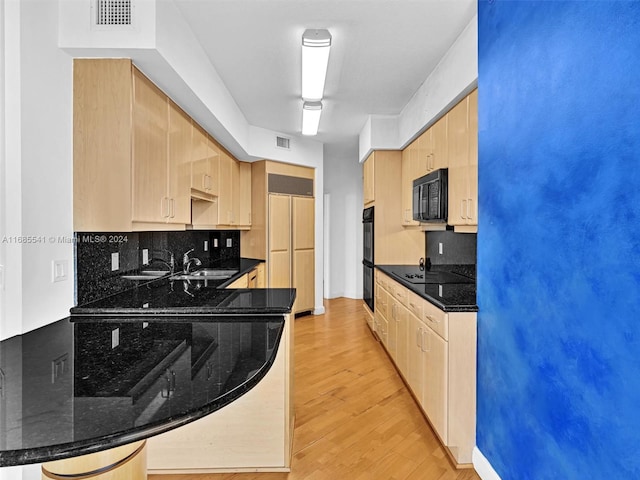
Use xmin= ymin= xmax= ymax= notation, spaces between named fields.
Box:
xmin=132 ymin=68 xmax=169 ymax=223
xmin=431 ymin=115 xmax=448 ymax=170
xmin=467 ymin=89 xmax=478 ymax=224
xmin=394 ymin=301 xmax=409 ymax=377
xmin=422 ymin=326 xmax=448 ymax=443
xmin=218 ymin=150 xmax=233 ymax=225
xmin=191 ymin=124 xmax=211 ymax=196
xmin=168 ymin=101 xmax=192 ymax=224
xmin=268 ymin=195 xmax=291 ymax=288
xmin=405 ymin=311 xmax=424 ymax=401
xmin=292 ymin=196 xmax=315 ymax=313
xmin=401 ymin=143 xmax=420 ymax=226
xmin=293 ymin=249 xmax=315 ymax=313
xmin=231 ymin=157 xmax=240 ymax=225
xmin=363 ymin=154 xmax=375 ymax=205
xmin=239 ymin=162 xmax=252 ymax=227
xmin=386 ymin=298 xmax=398 ymax=360
xmin=447 ymin=96 xmax=470 ymax=226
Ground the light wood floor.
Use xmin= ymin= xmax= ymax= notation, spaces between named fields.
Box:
xmin=150 ymin=298 xmax=481 ymax=480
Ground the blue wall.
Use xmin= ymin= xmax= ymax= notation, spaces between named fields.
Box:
xmin=477 ymin=2 xmax=640 ymax=479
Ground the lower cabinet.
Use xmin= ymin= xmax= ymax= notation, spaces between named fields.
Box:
xmin=373 ymin=270 xmax=476 ymax=465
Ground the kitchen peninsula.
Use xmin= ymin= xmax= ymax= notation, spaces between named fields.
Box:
xmin=0 ymin=267 xmax=296 ymax=477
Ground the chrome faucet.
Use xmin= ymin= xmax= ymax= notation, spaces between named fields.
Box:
xmin=182 ymin=248 xmax=202 ymax=274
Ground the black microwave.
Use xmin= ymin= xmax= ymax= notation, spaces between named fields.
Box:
xmin=413 ymin=169 xmax=448 ymax=223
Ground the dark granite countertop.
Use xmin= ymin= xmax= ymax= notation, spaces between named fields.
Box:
xmin=0 ymin=315 xmax=286 ymax=466
xmin=376 ymin=264 xmax=478 ymax=312
xmin=70 ymin=258 xmax=296 ymax=315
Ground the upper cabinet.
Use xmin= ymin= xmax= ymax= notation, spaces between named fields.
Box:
xmin=399 ymin=89 xmax=477 ymax=233
xmin=74 ymin=58 xmax=250 ymax=232
xmin=447 ymin=90 xmax=478 ymax=232
xmin=363 ymin=154 xmax=375 ymax=206
xmin=191 ymin=125 xmax=220 ymax=200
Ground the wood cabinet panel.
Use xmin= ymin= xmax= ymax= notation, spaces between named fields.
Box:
xmin=422 ymin=326 xmax=448 ymax=443
xmin=293 ymin=196 xmax=314 ymax=249
xmin=269 ymin=195 xmax=291 ymax=252
xmin=168 ymin=101 xmax=192 ymax=224
xmin=239 ymin=162 xmax=252 ymax=227
xmin=226 ymin=273 xmax=248 ymax=289
xmin=73 ymin=59 xmax=133 ymax=232
xmin=269 ymin=252 xmax=291 ymax=288
xmin=131 ymin=68 xmax=169 ymax=223
xmin=363 ymin=154 xmax=375 ymax=206
xmin=293 ymin=249 xmax=315 ymax=313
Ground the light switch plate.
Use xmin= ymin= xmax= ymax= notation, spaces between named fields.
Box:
xmin=111 ymin=328 xmax=120 ymax=349
xmin=52 ymin=260 xmax=68 ymax=283
xmin=438 ymin=242 xmax=443 ymax=255
xmin=226 ymin=238 xmax=232 ymax=248
xmin=213 ymin=238 xmax=218 ymax=248
xmin=204 ymin=241 xmax=208 ymax=252
xmin=142 ymin=249 xmax=149 ymax=265
xmin=111 ymin=252 xmax=119 ymax=271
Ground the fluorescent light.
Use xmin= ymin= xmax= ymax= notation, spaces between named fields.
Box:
xmin=302 ymin=29 xmax=331 ymax=101
xmin=302 ymin=101 xmax=322 ymax=136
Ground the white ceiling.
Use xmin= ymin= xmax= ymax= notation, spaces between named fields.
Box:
xmin=173 ymin=0 xmax=476 ymax=155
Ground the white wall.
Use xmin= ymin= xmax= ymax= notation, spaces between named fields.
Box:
xmin=1 ymin=0 xmax=75 ymax=339
xmin=358 ymin=15 xmax=478 ymax=162
xmin=323 ymin=141 xmax=362 ymax=299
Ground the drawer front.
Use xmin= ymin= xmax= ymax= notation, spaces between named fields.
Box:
xmin=376 ymin=270 xmax=389 ymax=292
xmin=375 ymin=284 xmax=388 ymax=318
xmin=422 ymin=300 xmax=448 ymax=341
xmin=406 ymin=290 xmax=423 ymax=319
xmin=391 ymin=281 xmax=408 ymax=306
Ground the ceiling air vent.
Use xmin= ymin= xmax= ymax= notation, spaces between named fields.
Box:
xmin=276 ymin=136 xmax=291 ymax=150
xmin=93 ymin=0 xmax=134 ymax=29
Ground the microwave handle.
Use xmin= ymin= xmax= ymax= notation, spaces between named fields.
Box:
xmin=418 ymin=184 xmax=424 ymax=220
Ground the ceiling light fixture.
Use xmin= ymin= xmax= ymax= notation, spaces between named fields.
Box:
xmin=302 ymin=101 xmax=322 ymax=136
xmin=301 ymin=29 xmax=332 ymax=101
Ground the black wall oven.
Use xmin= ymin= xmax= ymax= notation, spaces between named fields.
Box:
xmin=362 ymin=207 xmax=374 ymax=311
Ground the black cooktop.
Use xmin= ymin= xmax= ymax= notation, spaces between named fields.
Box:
xmin=390 ymin=269 xmax=474 ymax=284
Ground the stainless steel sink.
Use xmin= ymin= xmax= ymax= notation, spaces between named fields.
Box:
xmin=121 ymin=270 xmax=170 ymax=281
xmin=172 ymin=269 xmax=239 ymax=281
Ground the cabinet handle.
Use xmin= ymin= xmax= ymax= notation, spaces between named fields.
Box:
xmin=467 ymin=198 xmax=473 ymax=220
xmin=416 ymin=327 xmax=422 ymax=347
xmin=161 ymin=197 xmax=170 ymax=218
xmin=170 ymin=198 xmax=175 ymax=218
xmin=421 ymin=329 xmax=431 ymax=353
xmin=461 ymin=199 xmax=467 ymax=219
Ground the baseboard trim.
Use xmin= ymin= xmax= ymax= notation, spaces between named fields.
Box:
xmin=313 ymin=306 xmax=325 ymax=315
xmin=473 ymin=447 xmax=502 ymax=480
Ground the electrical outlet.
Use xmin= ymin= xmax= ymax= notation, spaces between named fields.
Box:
xmin=204 ymin=240 xmax=208 ymax=252
xmin=213 ymin=238 xmax=218 ymax=248
xmin=438 ymin=243 xmax=443 ymax=255
xmin=142 ymin=249 xmax=149 ymax=265
xmin=438 ymin=284 xmax=443 ymax=297
xmin=111 ymin=328 xmax=120 ymax=349
xmin=111 ymin=252 xmax=119 ymax=271
xmin=52 ymin=260 xmax=68 ymax=283
xmin=51 ymin=354 xmax=69 ymax=384
xmin=226 ymin=238 xmax=232 ymax=248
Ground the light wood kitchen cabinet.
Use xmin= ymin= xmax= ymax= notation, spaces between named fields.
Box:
xmin=217 ymin=150 xmax=243 ymax=227
xmin=429 ymin=115 xmax=448 ymax=172
xmin=422 ymin=324 xmax=448 ymax=444
xmin=167 ymin=101 xmax=193 ymax=225
xmin=241 ymin=161 xmax=316 ymax=315
xmin=292 ymin=196 xmax=315 ymax=313
xmin=239 ymin=162 xmax=252 ymax=227
xmin=447 ymin=89 xmax=478 ymax=232
xmin=401 ymin=141 xmax=421 ymax=226
xmin=372 ymin=270 xmax=476 ymax=465
xmin=268 ymin=194 xmax=292 ymax=289
xmin=191 ymin=125 xmax=219 ymax=200
xmin=364 ymin=150 xmax=424 ymax=264
xmin=74 ymin=59 xmax=192 ymax=231
xmin=131 ymin=68 xmax=170 ymax=224
xmin=226 ymin=272 xmax=249 ymax=289
xmin=363 ymin=154 xmax=375 ymax=206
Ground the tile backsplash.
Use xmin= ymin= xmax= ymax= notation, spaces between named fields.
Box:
xmin=425 ymin=230 xmax=477 ymax=269
xmin=75 ymin=230 xmax=241 ymax=305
